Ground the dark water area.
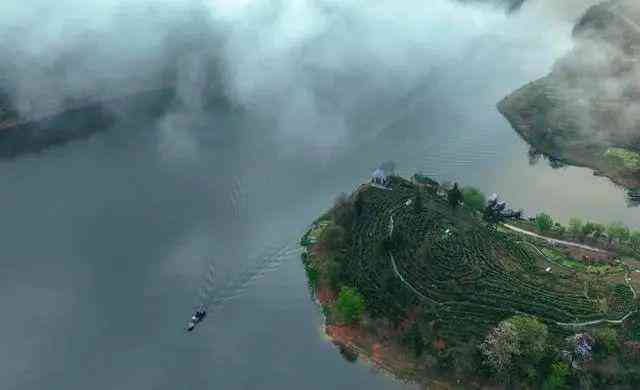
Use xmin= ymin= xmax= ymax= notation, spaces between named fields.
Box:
xmin=2 ymin=2 xmax=639 ymax=390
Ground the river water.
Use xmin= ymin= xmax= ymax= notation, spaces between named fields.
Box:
xmin=2 ymin=1 xmax=638 ymax=389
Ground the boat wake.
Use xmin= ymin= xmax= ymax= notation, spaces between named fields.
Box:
xmin=194 ymin=240 xmax=302 ymax=314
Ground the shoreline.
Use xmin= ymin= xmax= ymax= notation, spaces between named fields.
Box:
xmin=497 ymin=84 xmax=640 ymax=191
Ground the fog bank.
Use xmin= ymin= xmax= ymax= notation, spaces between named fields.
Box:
xmin=0 ymin=0 xmax=603 ymax=157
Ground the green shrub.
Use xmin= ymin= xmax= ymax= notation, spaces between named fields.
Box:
xmin=582 ymin=221 xmax=597 ymax=240
xmin=507 ymin=315 xmax=549 ymax=362
xmin=535 ymin=213 xmax=554 ymax=233
xmin=447 ymin=183 xmax=463 ymax=209
xmin=593 ymin=327 xmax=618 ymax=355
xmin=542 ymin=360 xmax=570 ymax=390
xmin=462 ymin=187 xmax=486 ymax=212
xmin=592 ymin=223 xmax=606 ymax=241
xmin=607 ymin=221 xmax=630 ymax=245
xmin=604 ymin=147 xmax=640 ymax=170
xmin=335 ymin=286 xmax=365 ymax=324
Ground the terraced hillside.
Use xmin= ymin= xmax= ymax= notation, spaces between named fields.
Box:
xmin=341 ymin=177 xmax=636 ymax=339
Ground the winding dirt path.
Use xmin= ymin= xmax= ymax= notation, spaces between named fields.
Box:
xmin=503 ymin=224 xmax=609 ymax=253
xmin=518 ymin=240 xmax=572 ymax=270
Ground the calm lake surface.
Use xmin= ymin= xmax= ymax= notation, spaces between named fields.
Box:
xmin=2 ymin=2 xmax=639 ymax=389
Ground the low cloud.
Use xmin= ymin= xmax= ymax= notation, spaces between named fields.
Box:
xmin=0 ymin=0 xmax=604 ymax=159
xmin=546 ymin=0 xmax=640 ymax=146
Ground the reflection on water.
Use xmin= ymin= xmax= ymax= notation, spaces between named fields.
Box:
xmin=338 ymin=344 xmax=359 ymax=363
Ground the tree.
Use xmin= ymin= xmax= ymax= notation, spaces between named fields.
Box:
xmin=535 ymin=213 xmax=554 ymax=233
xmin=480 ymin=315 xmax=549 ymax=375
xmin=582 ymin=222 xmax=598 ymax=241
xmin=332 ymin=193 xmax=354 ymax=230
xmin=592 ymin=223 xmax=605 ymax=242
xmin=593 ymin=327 xmax=618 ymax=355
xmin=566 ymin=333 xmax=594 ymax=364
xmin=624 ymin=340 xmax=640 ymax=361
xmin=354 ymin=194 xmax=364 ymax=218
xmin=507 ymin=315 xmax=548 ymax=362
xmin=542 ymin=361 xmax=570 ymax=390
xmin=483 ymin=205 xmax=503 ymax=224
xmin=447 ymin=182 xmax=463 ymax=209
xmin=402 ymin=323 xmax=425 ymax=358
xmin=322 ymin=225 xmax=346 ymax=253
xmin=413 ymin=187 xmax=422 ymax=214
xmin=630 ymin=230 xmax=640 ymax=246
xmin=479 ymin=321 xmax=520 ymax=373
xmin=335 ymin=286 xmax=365 ymax=324
xmin=462 ymin=186 xmax=486 ymax=212
xmin=607 ymin=221 xmax=630 ymax=245
xmin=568 ymin=218 xmax=584 ymax=240
xmin=555 ymin=223 xmax=566 ymax=237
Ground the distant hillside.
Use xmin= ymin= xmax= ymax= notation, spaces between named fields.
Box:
xmin=498 ymin=0 xmax=640 ymax=189
xmin=0 ymin=53 xmax=227 ymax=158
xmin=459 ymin=0 xmax=527 ymax=12
xmin=0 ymin=87 xmax=174 ymax=158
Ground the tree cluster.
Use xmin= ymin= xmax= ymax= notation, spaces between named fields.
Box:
xmin=535 ymin=213 xmax=554 ymax=233
xmin=479 ymin=315 xmax=548 ymax=376
xmin=331 ymin=192 xmax=355 ymax=232
xmin=461 ymin=186 xmax=486 ymax=213
xmin=447 ymin=183 xmax=463 ymax=209
xmin=474 ymin=314 xmax=640 ymax=388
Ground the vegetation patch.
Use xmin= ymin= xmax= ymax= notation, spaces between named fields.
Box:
xmin=604 ymin=147 xmax=640 ymax=171
xmin=302 ymin=175 xmax=640 ymax=388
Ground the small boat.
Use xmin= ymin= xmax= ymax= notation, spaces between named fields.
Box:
xmin=186 ymin=309 xmax=207 ymax=332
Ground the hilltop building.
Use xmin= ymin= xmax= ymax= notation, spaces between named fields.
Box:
xmin=371 ymin=168 xmax=389 ymax=187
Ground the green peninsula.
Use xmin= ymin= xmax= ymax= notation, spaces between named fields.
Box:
xmin=302 ymin=175 xmax=640 ymax=389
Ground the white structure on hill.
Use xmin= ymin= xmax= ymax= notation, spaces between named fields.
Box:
xmin=371 ymin=168 xmax=389 ymax=186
